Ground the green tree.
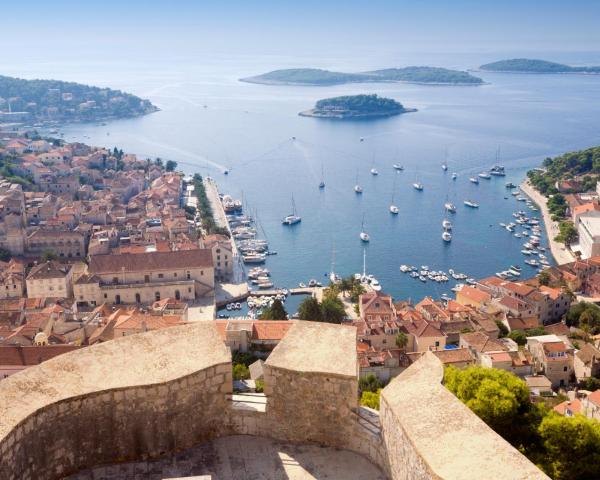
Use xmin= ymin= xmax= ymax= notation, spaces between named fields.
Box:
xmin=566 ymin=302 xmax=600 ymax=334
xmin=496 ymin=321 xmax=509 ymax=338
xmin=41 ymin=249 xmax=58 ymax=262
xmin=338 ymin=277 xmax=354 ymax=297
xmin=579 ymin=376 xmax=600 ymax=391
xmin=154 ymin=157 xmax=163 ymax=167
xmin=538 ymin=413 xmax=600 ymax=480
xmin=298 ymin=296 xmax=323 ymax=321
xmin=320 ymin=296 xmax=345 ymax=324
xmin=538 ymin=271 xmax=551 ymax=286
xmin=508 ymin=330 xmax=527 ymax=346
xmin=232 ymin=363 xmax=250 ymax=380
xmin=359 ymin=373 xmax=383 ymax=393
xmin=0 ymin=247 xmax=11 ymax=262
xmin=360 ymin=389 xmax=382 ymax=410
xmin=260 ymin=299 xmax=288 ymax=320
xmin=555 ymin=221 xmax=578 ymax=245
xmin=166 ymin=159 xmax=178 ymax=172
xmin=395 ymin=332 xmax=408 ymax=349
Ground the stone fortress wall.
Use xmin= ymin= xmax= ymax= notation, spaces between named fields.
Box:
xmin=0 ymin=321 xmax=549 ymax=480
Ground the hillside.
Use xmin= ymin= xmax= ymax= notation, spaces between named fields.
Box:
xmin=0 ymin=75 xmax=158 ymax=124
xmin=480 ymin=59 xmax=600 ymax=74
xmin=299 ymin=94 xmax=414 ymax=119
xmin=240 ymin=66 xmax=483 ymax=86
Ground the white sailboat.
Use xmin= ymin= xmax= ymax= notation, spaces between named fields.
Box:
xmin=282 ymin=194 xmax=301 ymax=225
xmin=390 ymin=173 xmax=399 ymax=214
xmin=370 ymin=155 xmax=378 ymax=175
xmin=442 ymin=231 xmax=452 ymax=242
xmin=354 ymin=169 xmax=363 ymax=194
xmin=329 ymin=243 xmax=340 ymax=284
xmin=359 ymin=215 xmax=370 ymax=242
xmin=413 ymin=171 xmax=424 ymax=191
xmin=319 ymin=164 xmax=325 ymax=189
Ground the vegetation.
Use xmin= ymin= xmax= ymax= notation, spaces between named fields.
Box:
xmin=297 ymin=294 xmax=345 ymax=324
xmin=496 ymin=320 xmax=509 ymax=338
xmin=192 ymin=174 xmax=230 ymax=237
xmin=305 ymin=94 xmax=407 ymax=118
xmin=241 ymin=66 xmax=483 ymax=85
xmin=359 ymin=373 xmax=384 ymax=393
xmin=538 ymin=271 xmax=551 ymax=286
xmin=360 ymin=389 xmax=382 ymax=410
xmin=41 ymin=249 xmax=58 ymax=262
xmin=555 ymin=221 xmax=578 ymax=245
xmin=445 ymin=365 xmax=600 ymax=479
xmin=547 ymin=193 xmax=567 ymax=220
xmin=0 ymin=247 xmax=11 ymax=262
xmin=480 ymin=58 xmax=600 ymax=74
xmin=259 ymin=298 xmax=288 ymax=320
xmin=232 ymin=363 xmax=250 ymax=381
xmin=566 ymin=302 xmax=600 ymax=334
xmin=395 ymin=332 xmax=408 ymax=349
xmin=165 ymin=159 xmax=178 ymax=172
xmin=255 ymin=379 xmax=265 ymax=393
xmin=527 ymin=145 xmax=600 ymax=196
xmin=0 ymin=74 xmax=157 ymax=124
xmin=578 ymin=376 xmax=600 ymax=391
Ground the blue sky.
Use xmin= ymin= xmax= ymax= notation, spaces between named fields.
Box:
xmin=3 ymin=1 xmax=600 ymax=59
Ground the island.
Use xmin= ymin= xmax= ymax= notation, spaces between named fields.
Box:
xmin=240 ymin=66 xmax=484 ymax=86
xmin=299 ymin=94 xmax=415 ymax=119
xmin=0 ymin=74 xmax=158 ymax=125
xmin=480 ymin=58 xmax=600 ymax=74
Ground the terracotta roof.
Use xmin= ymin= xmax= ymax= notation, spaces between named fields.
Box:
xmin=461 ymin=332 xmax=507 ymax=353
xmin=543 ymin=341 xmax=567 ymax=354
xmin=252 ymin=321 xmax=292 ymax=341
xmin=89 ymin=249 xmax=213 ymax=274
xmin=502 ymin=282 xmax=535 ymax=297
xmin=545 ymin=322 xmax=571 ymax=336
xmin=539 ymin=286 xmax=563 ymax=301
xmin=0 ymin=345 xmax=80 ymax=366
xmin=576 ymin=343 xmax=600 ymax=365
xmin=433 ymin=348 xmax=474 ymax=365
xmin=458 ymin=286 xmax=491 ymax=304
xmin=27 ymin=261 xmax=71 ymax=280
xmin=507 ymin=316 xmax=540 ymax=331
xmin=588 ymin=389 xmax=600 ymax=406
xmin=554 ymin=399 xmax=582 ymax=416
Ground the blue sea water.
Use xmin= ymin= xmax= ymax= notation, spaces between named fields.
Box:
xmin=7 ymin=51 xmax=600 ymax=304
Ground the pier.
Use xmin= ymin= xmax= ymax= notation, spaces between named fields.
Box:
xmin=249 ymin=287 xmax=320 ymax=297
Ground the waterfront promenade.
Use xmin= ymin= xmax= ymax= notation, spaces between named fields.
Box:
xmin=520 ymin=180 xmax=575 ymax=266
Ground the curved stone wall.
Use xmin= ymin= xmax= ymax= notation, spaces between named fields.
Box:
xmin=0 ymin=323 xmax=232 ymax=480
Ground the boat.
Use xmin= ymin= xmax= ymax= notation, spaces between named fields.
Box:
xmin=359 ymin=215 xmax=370 ymax=242
xmin=319 ymin=164 xmax=325 ymax=189
xmin=505 ymin=182 xmax=517 ymax=188
xmin=442 ymin=219 xmax=452 ymax=230
xmin=243 ymin=254 xmax=266 ymax=264
xmin=329 ymin=244 xmax=340 ymax=284
xmin=389 ymin=173 xmax=399 ymax=214
xmin=371 ymin=279 xmax=382 ymax=291
xmin=282 ymin=194 xmax=301 ymax=225
xmin=298 ymin=282 xmax=306 ymax=288
xmin=452 ymin=172 xmax=457 ymax=180
xmin=419 ymin=276 xmax=427 ymax=282
xmin=442 ymin=231 xmax=452 ymax=242
xmin=442 ymin=162 xmax=448 ymax=171
xmin=400 ymin=264 xmax=410 ymax=273
xmin=525 ymin=259 xmax=539 ymax=267
xmin=370 ymin=168 xmax=379 ymax=175
xmin=464 ymin=200 xmax=479 ymax=208
xmin=445 ymin=202 xmax=457 ymax=213
xmin=478 ymin=172 xmax=491 ymax=179
xmin=516 ymin=196 xmax=527 ymax=202
xmin=354 ymin=169 xmax=363 ymax=194
xmin=393 ymin=164 xmax=404 ymax=171
xmin=226 ymin=303 xmax=232 ymax=311
xmin=308 ymin=279 xmax=317 ymax=287
xmin=469 ymin=177 xmax=479 ymax=184
xmin=413 ymin=181 xmax=424 ymax=191
xmin=258 ymin=282 xmax=274 ymax=289
xmin=509 ymin=265 xmax=522 ymax=273
xmin=235 ymin=303 xmax=242 ymax=310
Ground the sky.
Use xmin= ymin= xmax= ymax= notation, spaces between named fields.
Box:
xmin=3 ymin=0 xmax=600 ymax=60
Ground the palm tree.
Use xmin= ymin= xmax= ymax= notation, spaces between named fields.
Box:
xmin=339 ymin=277 xmax=353 ymax=298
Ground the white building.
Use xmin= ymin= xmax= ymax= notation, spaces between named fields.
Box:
xmin=577 ymin=211 xmax=600 ymax=259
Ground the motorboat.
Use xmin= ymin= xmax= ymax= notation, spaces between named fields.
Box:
xmin=390 ymin=205 xmax=399 ymax=214
xmin=400 ymin=265 xmax=411 ymax=273
xmin=442 ymin=219 xmax=452 ymax=230
xmin=505 ymin=182 xmax=517 ymax=188
xmin=490 ymin=165 xmax=506 ymax=176
xmin=464 ymin=200 xmax=479 ymax=208
xmin=442 ymin=231 xmax=452 ymax=242
xmin=452 ymin=172 xmax=457 ymax=180
xmin=370 ymin=279 xmax=382 ymax=291
xmin=393 ymin=164 xmax=404 ymax=171
xmin=319 ymin=164 xmax=325 ymax=189
xmin=445 ymin=202 xmax=457 ymax=213
xmin=469 ymin=177 xmax=479 ymax=184
xmin=370 ymin=168 xmax=379 ymax=175
xmin=355 ymin=184 xmax=363 ymax=193
xmin=413 ymin=182 xmax=424 ymax=191
xmin=478 ymin=171 xmax=491 ymax=179
xmin=442 ymin=162 xmax=448 ymax=171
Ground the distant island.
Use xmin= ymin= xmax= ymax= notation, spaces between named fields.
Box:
xmin=241 ymin=67 xmax=484 ymax=86
xmin=299 ymin=94 xmax=415 ymax=119
xmin=480 ymin=58 xmax=600 ymax=74
xmin=0 ymin=75 xmax=158 ymax=125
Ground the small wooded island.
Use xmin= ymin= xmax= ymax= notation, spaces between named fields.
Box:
xmin=241 ymin=67 xmax=483 ymax=86
xmin=0 ymin=74 xmax=158 ymax=125
xmin=480 ymin=58 xmax=600 ymax=74
xmin=299 ymin=94 xmax=415 ymax=119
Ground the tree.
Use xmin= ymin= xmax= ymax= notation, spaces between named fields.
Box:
xmin=320 ymin=296 xmax=345 ymax=324
xmin=260 ymin=299 xmax=288 ymax=320
xmin=41 ymin=249 xmax=58 ymax=262
xmin=538 ymin=413 xmax=600 ymax=480
xmin=154 ymin=157 xmax=163 ymax=167
xmin=232 ymin=363 xmax=250 ymax=380
xmin=579 ymin=376 xmax=600 ymax=391
xmin=359 ymin=373 xmax=383 ymax=393
xmin=395 ymin=332 xmax=408 ymax=349
xmin=538 ymin=271 xmax=551 ymax=286
xmin=566 ymin=302 xmax=600 ymax=334
xmin=360 ymin=389 xmax=381 ymax=410
xmin=166 ymin=159 xmax=178 ymax=172
xmin=496 ymin=321 xmax=509 ymax=338
xmin=338 ymin=277 xmax=354 ymax=297
xmin=0 ymin=247 xmax=10 ymax=262
xmin=508 ymin=330 xmax=527 ymax=346
xmin=298 ymin=296 xmax=323 ymax=321
xmin=555 ymin=221 xmax=578 ymax=245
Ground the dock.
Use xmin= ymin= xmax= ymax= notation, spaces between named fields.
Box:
xmin=249 ymin=287 xmax=320 ymax=297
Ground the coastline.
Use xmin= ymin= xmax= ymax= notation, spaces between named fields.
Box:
xmin=298 ymin=107 xmax=417 ymax=119
xmin=240 ymin=77 xmax=484 ymax=87
xmin=519 ymin=180 xmax=575 ymax=266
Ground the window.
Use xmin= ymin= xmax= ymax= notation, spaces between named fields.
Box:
xmin=188 ymin=287 xmax=192 ymax=293
xmin=115 ymin=295 xmax=121 ymax=304
xmin=103 ymin=293 xmax=107 ymax=299
xmin=158 ymin=273 xmax=164 ymax=279
xmin=112 ymin=277 xmax=118 ymax=284
xmin=155 ymin=291 xmax=160 ymax=301
xmin=186 ymin=271 xmax=191 ymax=280
xmin=135 ymin=293 xmax=141 ymax=303
xmin=435 ymin=341 xmax=440 ymax=347
xmin=564 ymin=366 xmax=568 ymax=372
xmin=175 ymin=290 xmax=181 ymax=300
xmin=173 ymin=273 xmax=177 ymax=278
xmin=145 ymin=275 xmax=150 ymax=282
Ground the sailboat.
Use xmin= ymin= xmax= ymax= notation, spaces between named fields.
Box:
xmin=442 ymin=148 xmax=449 ymax=171
xmin=442 ymin=231 xmax=452 ymax=242
xmin=282 ymin=194 xmax=301 ymax=225
xmin=329 ymin=244 xmax=340 ymax=284
xmin=390 ymin=172 xmax=399 ymax=214
xmin=359 ymin=215 xmax=370 ymax=242
xmin=370 ymin=155 xmax=379 ymax=175
xmin=319 ymin=164 xmax=325 ymax=189
xmin=413 ymin=171 xmax=424 ymax=191
xmin=354 ymin=169 xmax=363 ymax=194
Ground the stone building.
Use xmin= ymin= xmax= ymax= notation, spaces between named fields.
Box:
xmin=73 ymin=249 xmax=214 ymax=306
xmin=25 ymin=261 xmax=73 ymax=299
xmin=26 ymin=229 xmax=86 ymax=259
xmin=0 ymin=259 xmax=25 ymax=300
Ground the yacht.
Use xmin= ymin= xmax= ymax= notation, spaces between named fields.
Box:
xmin=359 ymin=216 xmax=370 ymax=242
xmin=393 ymin=164 xmax=404 ymax=171
xmin=469 ymin=176 xmax=479 ymax=184
xmin=354 ymin=169 xmax=363 ymax=194
xmin=389 ymin=173 xmax=399 ymax=214
xmin=442 ymin=219 xmax=452 ymax=230
xmin=464 ymin=200 xmax=479 ymax=208
xmin=478 ymin=172 xmax=491 ymax=179
xmin=445 ymin=202 xmax=457 ymax=213
xmin=370 ymin=278 xmax=382 ymax=291
xmin=442 ymin=231 xmax=452 ymax=242
xmin=413 ymin=182 xmax=424 ymax=191
xmin=282 ymin=194 xmax=301 ymax=225
xmin=400 ymin=264 xmax=411 ymax=273
xmin=505 ymin=182 xmax=517 ymax=188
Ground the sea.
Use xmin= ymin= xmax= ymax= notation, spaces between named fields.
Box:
xmin=4 ymin=50 xmax=600 ymax=311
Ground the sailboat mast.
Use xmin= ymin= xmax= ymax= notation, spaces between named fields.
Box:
xmin=362 ymin=248 xmax=366 ymax=277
